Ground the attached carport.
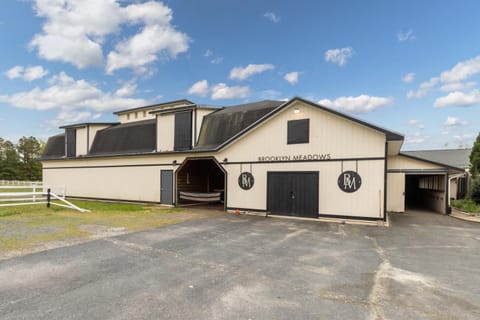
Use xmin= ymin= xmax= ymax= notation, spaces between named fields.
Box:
xmin=387 ymin=154 xmax=464 ymax=214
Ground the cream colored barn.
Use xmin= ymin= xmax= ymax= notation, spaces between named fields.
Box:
xmin=41 ymin=97 xmax=464 ymax=222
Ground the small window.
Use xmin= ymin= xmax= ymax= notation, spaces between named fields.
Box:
xmin=135 ymin=112 xmax=138 ymax=119
xmin=287 ymin=119 xmax=309 ymax=144
xmin=126 ymin=113 xmax=130 ymax=120
xmin=143 ymin=110 xmax=147 ymax=117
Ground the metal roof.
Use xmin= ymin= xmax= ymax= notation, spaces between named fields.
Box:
xmin=402 ymin=149 xmax=471 ymax=169
xmin=113 ymin=99 xmax=194 ymax=115
xmin=89 ymin=119 xmax=156 ymax=156
xmin=41 ymin=134 xmax=65 ymax=159
xmin=195 ymin=100 xmax=284 ymax=150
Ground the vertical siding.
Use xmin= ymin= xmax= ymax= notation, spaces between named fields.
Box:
xmin=75 ymin=127 xmax=88 ymax=156
xmin=157 ymin=114 xmax=175 ymax=151
xmin=387 ymin=172 xmax=405 ymax=212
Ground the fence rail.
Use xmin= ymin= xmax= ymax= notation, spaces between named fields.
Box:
xmin=0 ymin=180 xmax=42 ymax=186
xmin=0 ymin=184 xmax=88 ymax=212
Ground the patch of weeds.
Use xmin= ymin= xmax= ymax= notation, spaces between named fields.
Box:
xmin=452 ymin=199 xmax=480 ymax=215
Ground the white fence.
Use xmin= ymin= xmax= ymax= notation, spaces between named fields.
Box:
xmin=0 ymin=182 xmax=89 ymax=213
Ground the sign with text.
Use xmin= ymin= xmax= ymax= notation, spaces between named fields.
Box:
xmin=238 ymin=172 xmax=254 ymax=190
xmin=258 ymin=154 xmax=331 ymax=162
xmin=338 ymin=171 xmax=362 ymax=193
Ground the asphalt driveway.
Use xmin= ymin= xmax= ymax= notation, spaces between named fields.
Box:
xmin=0 ymin=210 xmax=479 ymax=320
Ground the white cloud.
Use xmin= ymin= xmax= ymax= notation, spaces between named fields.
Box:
xmin=284 ymin=71 xmax=300 ymax=85
xmin=406 ymin=132 xmax=428 ymax=144
xmin=407 ymin=77 xmax=439 ymax=98
xmin=229 ymin=64 xmax=275 ymax=81
xmin=444 ymin=116 xmax=466 ymax=127
xmin=115 ymin=81 xmax=137 ymax=97
xmin=434 ymin=90 xmax=480 ymax=108
xmin=204 ymin=49 xmax=212 ymax=57
xmin=5 ymin=66 xmax=24 ymax=79
xmin=264 ymin=12 xmax=280 ymax=23
xmin=0 ymin=72 xmax=148 ymax=112
xmin=407 ymin=119 xmax=424 ymax=129
xmin=324 ymin=47 xmax=353 ymax=66
xmin=402 ymin=72 xmax=415 ymax=83
xmin=439 ymin=81 xmax=476 ymax=92
xmin=211 ymin=83 xmax=250 ymax=100
xmin=30 ymin=0 xmax=189 ymax=73
xmin=203 ymin=49 xmax=223 ymax=64
xmin=397 ymin=29 xmax=416 ymax=42
xmin=318 ymin=94 xmax=394 ymax=114
xmin=48 ymin=110 xmax=102 ymax=127
xmin=188 ymin=80 xmax=209 ymax=97
xmin=440 ymin=55 xmax=480 ymax=83
xmin=5 ymin=65 xmax=49 ymax=81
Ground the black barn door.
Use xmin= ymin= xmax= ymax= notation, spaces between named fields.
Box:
xmin=267 ymin=172 xmax=319 ymax=218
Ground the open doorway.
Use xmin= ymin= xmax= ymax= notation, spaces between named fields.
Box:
xmin=176 ymin=157 xmax=226 ymax=209
xmin=405 ymin=174 xmax=447 ymax=213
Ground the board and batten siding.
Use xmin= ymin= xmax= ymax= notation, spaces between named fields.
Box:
xmin=75 ymin=127 xmax=88 ymax=157
xmin=387 ymin=172 xmax=405 ymax=212
xmin=156 ymin=113 xmax=175 ymax=152
xmin=217 ymin=100 xmax=387 ymax=218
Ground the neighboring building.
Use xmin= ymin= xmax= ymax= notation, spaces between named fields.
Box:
xmin=402 ymin=149 xmax=472 ymax=200
xmin=41 ymin=97 xmax=465 ymax=222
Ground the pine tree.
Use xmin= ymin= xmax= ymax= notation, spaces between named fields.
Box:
xmin=470 ymin=132 xmax=480 ymax=178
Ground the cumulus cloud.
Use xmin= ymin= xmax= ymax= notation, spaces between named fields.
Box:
xmin=325 ymin=47 xmax=353 ymax=66
xmin=407 ymin=77 xmax=439 ymax=98
xmin=211 ymin=83 xmax=250 ymax=100
xmin=397 ymin=29 xmax=416 ymax=42
xmin=402 ymin=72 xmax=415 ymax=83
xmin=440 ymin=81 xmax=476 ymax=92
xmin=434 ymin=90 xmax=480 ymax=108
xmin=48 ymin=110 xmax=102 ymax=127
xmin=5 ymin=65 xmax=49 ymax=81
xmin=0 ymin=72 xmax=148 ymax=112
xmin=284 ymin=71 xmax=300 ymax=85
xmin=229 ymin=64 xmax=275 ymax=81
xmin=188 ymin=80 xmax=209 ymax=97
xmin=444 ymin=116 xmax=466 ymax=127
xmin=440 ymin=55 xmax=480 ymax=83
xmin=264 ymin=12 xmax=280 ymax=23
xmin=409 ymin=55 xmax=480 ymax=101
xmin=29 ymin=0 xmax=189 ymax=73
xmin=115 ymin=81 xmax=137 ymax=97
xmin=318 ymin=94 xmax=394 ymax=114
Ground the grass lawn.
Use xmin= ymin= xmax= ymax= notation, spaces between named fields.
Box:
xmin=0 ymin=200 xmax=221 ymax=258
xmin=451 ymin=199 xmax=480 ymax=215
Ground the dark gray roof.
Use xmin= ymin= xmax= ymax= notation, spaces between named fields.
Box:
xmin=59 ymin=122 xmax=118 ymax=129
xmin=113 ymin=99 xmax=194 ymax=115
xmin=402 ymin=149 xmax=471 ymax=169
xmin=195 ymin=100 xmax=284 ymax=150
xmin=42 ymin=134 xmax=65 ymax=159
xmin=89 ymin=119 xmax=156 ymax=156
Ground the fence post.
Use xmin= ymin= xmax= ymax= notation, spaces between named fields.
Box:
xmin=47 ymin=188 xmax=51 ymax=208
xmin=33 ymin=184 xmax=36 ymax=202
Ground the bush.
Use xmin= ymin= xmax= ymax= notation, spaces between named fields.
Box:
xmin=471 ymin=177 xmax=480 ymax=204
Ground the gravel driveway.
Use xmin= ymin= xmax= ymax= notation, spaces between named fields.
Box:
xmin=0 ymin=210 xmax=479 ymax=320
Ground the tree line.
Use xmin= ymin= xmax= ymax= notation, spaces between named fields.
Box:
xmin=0 ymin=136 xmax=44 ymax=181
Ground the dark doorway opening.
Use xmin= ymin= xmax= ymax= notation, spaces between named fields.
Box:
xmin=176 ymin=158 xmax=226 ymax=209
xmin=267 ymin=172 xmax=319 ymax=218
xmin=405 ymin=174 xmax=447 ymax=213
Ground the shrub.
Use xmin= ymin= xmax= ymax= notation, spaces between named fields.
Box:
xmin=471 ymin=177 xmax=480 ymax=204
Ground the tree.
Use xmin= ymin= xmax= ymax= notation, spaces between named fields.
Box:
xmin=17 ymin=136 xmax=43 ymax=181
xmin=470 ymin=132 xmax=480 ymax=178
xmin=0 ymin=140 xmax=21 ymax=180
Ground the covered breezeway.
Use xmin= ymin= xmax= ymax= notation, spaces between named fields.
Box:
xmin=404 ymin=172 xmax=448 ymax=214
xmin=175 ymin=157 xmax=226 ymax=209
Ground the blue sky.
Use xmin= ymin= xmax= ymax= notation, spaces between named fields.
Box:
xmin=1 ymin=0 xmax=479 ymax=150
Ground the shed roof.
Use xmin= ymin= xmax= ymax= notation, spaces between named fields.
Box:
xmin=113 ymin=99 xmax=194 ymax=115
xmin=89 ymin=119 xmax=156 ymax=156
xmin=402 ymin=149 xmax=471 ymax=169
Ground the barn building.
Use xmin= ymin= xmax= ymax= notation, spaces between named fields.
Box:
xmin=41 ymin=97 xmax=465 ymax=222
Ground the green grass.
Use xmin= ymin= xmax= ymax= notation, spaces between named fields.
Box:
xmin=451 ymin=199 xmax=480 ymax=215
xmin=0 ymin=200 xmax=220 ymax=254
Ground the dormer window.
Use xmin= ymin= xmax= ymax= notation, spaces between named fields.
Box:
xmin=287 ymin=119 xmax=309 ymax=144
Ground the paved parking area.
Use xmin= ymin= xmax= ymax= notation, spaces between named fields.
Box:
xmin=0 ymin=210 xmax=479 ymax=320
